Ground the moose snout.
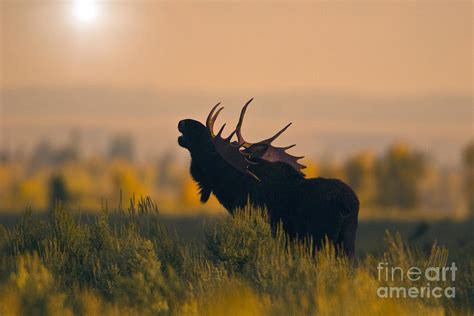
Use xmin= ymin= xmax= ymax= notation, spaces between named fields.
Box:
xmin=178 ymin=120 xmax=186 ymax=133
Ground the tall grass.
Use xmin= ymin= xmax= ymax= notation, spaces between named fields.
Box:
xmin=0 ymin=198 xmax=471 ymax=315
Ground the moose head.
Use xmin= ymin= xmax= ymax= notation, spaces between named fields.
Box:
xmin=178 ymin=99 xmax=306 ymax=181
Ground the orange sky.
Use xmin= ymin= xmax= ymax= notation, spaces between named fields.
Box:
xmin=1 ymin=1 xmax=472 ymax=95
xmin=0 ymin=1 xmax=472 ymax=165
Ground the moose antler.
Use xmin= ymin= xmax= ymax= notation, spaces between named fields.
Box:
xmin=233 ymin=99 xmax=306 ymax=175
xmin=234 ymin=98 xmax=253 ymax=148
xmin=206 ymin=99 xmax=306 ymax=179
xmin=206 ymin=103 xmax=259 ymax=180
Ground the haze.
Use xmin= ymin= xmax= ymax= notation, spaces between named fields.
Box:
xmin=1 ymin=1 xmax=472 ymax=164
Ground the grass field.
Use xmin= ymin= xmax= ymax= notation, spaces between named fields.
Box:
xmin=0 ymin=198 xmax=472 ymax=315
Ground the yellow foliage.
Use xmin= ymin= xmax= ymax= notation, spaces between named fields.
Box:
xmin=0 ymin=253 xmax=73 ymax=316
xmin=17 ymin=172 xmax=49 ymax=209
xmin=390 ymin=143 xmax=411 ymax=160
xmin=0 ymin=288 xmax=21 ymax=315
xmin=176 ymin=175 xmax=223 ymax=214
xmin=61 ymin=162 xmax=95 ymax=196
xmin=314 ymin=268 xmax=444 ymax=316
xmin=110 ymin=160 xmax=154 ymax=206
xmin=303 ymin=160 xmax=320 ymax=178
xmin=180 ymin=177 xmax=202 ymax=208
xmin=199 ymin=281 xmax=267 ymax=316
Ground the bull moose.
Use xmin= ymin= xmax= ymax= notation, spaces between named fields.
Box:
xmin=178 ymin=99 xmax=359 ymax=257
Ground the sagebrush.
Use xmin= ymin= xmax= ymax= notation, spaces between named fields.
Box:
xmin=0 ymin=198 xmax=471 ymax=315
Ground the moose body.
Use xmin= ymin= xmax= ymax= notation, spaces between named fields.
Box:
xmin=178 ymin=100 xmax=359 ymax=257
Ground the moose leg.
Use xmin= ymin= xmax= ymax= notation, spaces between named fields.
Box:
xmin=309 ymin=209 xmax=345 ymax=256
xmin=336 ymin=212 xmax=358 ymax=259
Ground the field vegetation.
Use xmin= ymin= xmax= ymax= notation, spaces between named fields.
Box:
xmin=0 ymin=197 xmax=472 ymax=315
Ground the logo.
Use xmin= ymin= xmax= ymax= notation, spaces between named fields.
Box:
xmin=376 ymin=262 xmax=457 ymax=299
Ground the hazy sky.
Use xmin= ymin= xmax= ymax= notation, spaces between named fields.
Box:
xmin=1 ymin=1 xmax=472 ymax=95
xmin=0 ymin=1 xmax=472 ymax=164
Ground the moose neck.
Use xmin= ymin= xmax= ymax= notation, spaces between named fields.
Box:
xmin=189 ymin=150 xmax=258 ymax=212
xmin=190 ymin=150 xmax=304 ymax=213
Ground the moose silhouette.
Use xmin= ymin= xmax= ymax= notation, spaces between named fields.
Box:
xmin=178 ymin=99 xmax=359 ymax=257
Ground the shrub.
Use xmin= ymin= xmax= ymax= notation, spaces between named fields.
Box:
xmin=0 ymin=199 xmax=470 ymax=315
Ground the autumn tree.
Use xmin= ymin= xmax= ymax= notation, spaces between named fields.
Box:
xmin=344 ymin=151 xmax=376 ymax=207
xmin=49 ymin=173 xmax=70 ymax=209
xmin=108 ymin=134 xmax=135 ymax=161
xmin=374 ymin=143 xmax=426 ymax=210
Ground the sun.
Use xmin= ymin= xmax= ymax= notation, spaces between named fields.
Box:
xmin=73 ymin=0 xmax=99 ymax=25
